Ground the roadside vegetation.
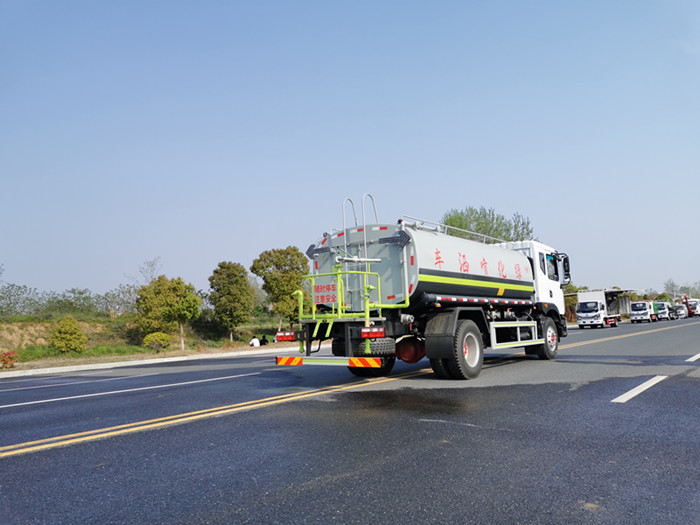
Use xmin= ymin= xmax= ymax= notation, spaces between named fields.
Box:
xmin=0 ymin=256 xmax=304 ymax=370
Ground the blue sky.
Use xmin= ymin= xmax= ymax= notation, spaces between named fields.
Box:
xmin=2 ymin=1 xmax=699 ymax=296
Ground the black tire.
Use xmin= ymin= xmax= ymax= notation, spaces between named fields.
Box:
xmin=535 ymin=317 xmax=558 ymax=360
xmin=446 ymin=320 xmax=484 ymax=380
xmin=430 ymin=358 xmax=453 ymax=379
xmin=348 ymin=357 xmax=395 ymax=377
xmin=333 ymin=337 xmax=395 ymax=357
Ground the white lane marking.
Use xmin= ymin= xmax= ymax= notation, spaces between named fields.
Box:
xmin=686 ymin=352 xmax=700 ymax=363
xmin=611 ymin=375 xmax=668 ymax=403
xmin=0 ymin=373 xmax=159 ymax=393
xmin=0 ymin=372 xmax=260 ymax=409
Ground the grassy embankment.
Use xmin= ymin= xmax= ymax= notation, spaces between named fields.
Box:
xmin=0 ymin=314 xmax=281 ymax=371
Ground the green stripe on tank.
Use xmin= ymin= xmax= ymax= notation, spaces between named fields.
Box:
xmin=418 ymin=274 xmax=534 ymax=292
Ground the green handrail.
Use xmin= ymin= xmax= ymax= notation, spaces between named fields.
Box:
xmin=296 ymin=264 xmax=410 ymax=324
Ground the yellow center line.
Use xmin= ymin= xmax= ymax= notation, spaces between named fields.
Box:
xmin=0 ymin=369 xmax=429 ymax=458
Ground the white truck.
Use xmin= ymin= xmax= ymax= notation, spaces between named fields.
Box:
xmin=277 ymin=195 xmax=571 ymax=379
xmin=575 ymin=290 xmax=628 ymax=328
xmin=656 ymin=302 xmax=676 ymax=321
xmin=630 ymin=300 xmax=658 ymax=323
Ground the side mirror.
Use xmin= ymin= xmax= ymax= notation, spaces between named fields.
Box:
xmin=558 ymin=253 xmax=571 ymax=286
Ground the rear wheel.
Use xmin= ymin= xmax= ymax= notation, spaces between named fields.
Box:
xmin=446 ymin=320 xmax=484 ymax=380
xmin=430 ymin=358 xmax=453 ymax=379
xmin=333 ymin=337 xmax=395 ymax=357
xmin=535 ymin=317 xmax=558 ymax=360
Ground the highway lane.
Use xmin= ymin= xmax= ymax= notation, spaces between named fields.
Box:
xmin=1 ymin=319 xmax=698 ymax=524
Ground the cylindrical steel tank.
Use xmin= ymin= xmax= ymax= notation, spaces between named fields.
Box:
xmin=308 ymin=222 xmax=535 ymax=311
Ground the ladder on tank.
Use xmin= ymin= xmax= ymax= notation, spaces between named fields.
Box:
xmin=334 ymin=194 xmax=380 ymax=310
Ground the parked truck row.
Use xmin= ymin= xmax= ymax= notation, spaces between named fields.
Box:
xmin=275 ymin=196 xmax=696 ymax=380
xmin=576 ymin=292 xmax=698 ymax=325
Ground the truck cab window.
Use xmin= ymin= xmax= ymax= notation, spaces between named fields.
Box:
xmin=539 ymin=253 xmax=546 ymax=275
xmin=546 ymin=254 xmax=558 ymax=281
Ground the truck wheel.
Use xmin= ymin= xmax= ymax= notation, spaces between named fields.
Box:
xmin=535 ymin=317 xmax=558 ymax=360
xmin=333 ymin=338 xmax=395 ymax=357
xmin=430 ymin=358 xmax=453 ymax=379
xmin=446 ymin=320 xmax=484 ymax=380
xmin=348 ymin=357 xmax=395 ymax=377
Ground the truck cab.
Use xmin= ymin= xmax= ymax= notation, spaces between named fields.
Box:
xmin=631 ymin=301 xmax=658 ymax=323
xmin=576 ymin=300 xmax=606 ymax=328
xmin=656 ymin=302 xmax=675 ymax=320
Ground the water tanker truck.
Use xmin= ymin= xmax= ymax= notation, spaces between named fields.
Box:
xmin=277 ymin=195 xmax=571 ymax=379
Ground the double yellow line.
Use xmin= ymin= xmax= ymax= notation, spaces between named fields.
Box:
xmin=0 ymin=370 xmax=428 ymax=458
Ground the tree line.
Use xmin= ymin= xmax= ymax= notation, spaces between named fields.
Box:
xmin=0 ymin=248 xmax=309 ymax=350
xmin=4 ymin=206 xmax=697 ymax=349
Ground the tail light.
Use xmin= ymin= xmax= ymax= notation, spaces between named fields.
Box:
xmin=361 ymin=327 xmax=385 ymax=339
xmin=276 ymin=331 xmax=297 ymax=342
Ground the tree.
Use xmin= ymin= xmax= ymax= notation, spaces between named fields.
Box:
xmin=441 ymin=206 xmax=534 ymax=242
xmin=50 ymin=316 xmax=88 ymax=353
xmin=250 ymin=247 xmax=309 ymax=330
xmin=135 ymin=275 xmax=202 ymax=351
xmin=126 ymin=257 xmax=163 ymax=287
xmin=209 ymin=262 xmax=255 ymax=342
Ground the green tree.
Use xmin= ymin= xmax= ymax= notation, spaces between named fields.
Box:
xmin=49 ymin=316 xmax=88 ymax=353
xmin=250 ymin=247 xmax=309 ymax=330
xmin=209 ymin=262 xmax=255 ymax=342
xmin=441 ymin=206 xmax=534 ymax=242
xmin=136 ymin=275 xmax=202 ymax=351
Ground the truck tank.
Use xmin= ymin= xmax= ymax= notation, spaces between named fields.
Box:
xmin=307 ymin=221 xmax=535 ymax=312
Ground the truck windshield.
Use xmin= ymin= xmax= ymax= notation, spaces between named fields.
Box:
xmin=631 ymin=303 xmax=647 ymax=311
xmin=657 ymin=304 xmax=666 ymax=312
xmin=576 ymin=302 xmax=598 ymax=313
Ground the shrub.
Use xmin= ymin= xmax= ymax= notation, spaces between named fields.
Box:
xmin=1 ymin=351 xmax=17 ymax=369
xmin=143 ymin=332 xmax=171 ymax=352
xmin=49 ymin=316 xmax=88 ymax=353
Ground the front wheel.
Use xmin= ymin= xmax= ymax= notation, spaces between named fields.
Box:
xmin=446 ymin=320 xmax=484 ymax=380
xmin=535 ymin=317 xmax=559 ymax=360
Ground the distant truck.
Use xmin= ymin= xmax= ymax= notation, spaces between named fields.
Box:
xmin=687 ymin=298 xmax=700 ymax=317
xmin=575 ymin=290 xmax=629 ymax=328
xmin=656 ymin=302 xmax=676 ymax=321
xmin=630 ymin=300 xmax=658 ymax=323
xmin=276 ymin=195 xmax=571 ymax=379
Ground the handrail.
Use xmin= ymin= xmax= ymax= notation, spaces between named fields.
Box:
xmin=298 ymin=266 xmax=409 ymax=324
xmin=401 ymin=214 xmax=507 ymax=244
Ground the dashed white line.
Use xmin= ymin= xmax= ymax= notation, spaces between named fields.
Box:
xmin=686 ymin=352 xmax=700 ymax=363
xmin=611 ymin=375 xmax=668 ymax=404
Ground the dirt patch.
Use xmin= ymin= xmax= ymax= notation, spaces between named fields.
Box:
xmin=0 ymin=321 xmax=106 ymax=351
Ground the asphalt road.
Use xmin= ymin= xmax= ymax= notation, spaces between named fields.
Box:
xmin=1 ymin=319 xmax=699 ymax=524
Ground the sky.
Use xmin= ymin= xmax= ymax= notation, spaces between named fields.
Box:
xmin=2 ymin=1 xmax=699 ymax=296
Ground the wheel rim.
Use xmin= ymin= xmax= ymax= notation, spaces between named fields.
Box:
xmin=463 ymin=332 xmax=480 ymax=368
xmin=546 ymin=326 xmax=557 ymax=351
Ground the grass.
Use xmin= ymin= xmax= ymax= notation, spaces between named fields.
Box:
xmin=15 ymin=344 xmax=154 ymax=363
